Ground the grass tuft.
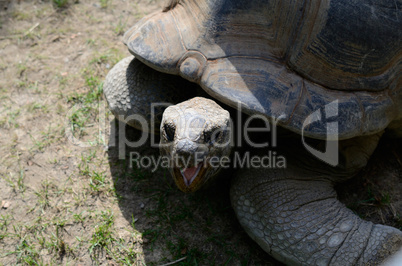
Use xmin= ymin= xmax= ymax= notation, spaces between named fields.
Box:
xmin=52 ymin=0 xmax=69 ymax=8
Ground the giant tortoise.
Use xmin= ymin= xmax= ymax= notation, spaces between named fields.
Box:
xmin=104 ymin=0 xmax=402 ymax=264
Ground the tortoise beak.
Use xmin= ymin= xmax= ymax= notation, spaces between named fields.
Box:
xmin=172 ymin=163 xmax=208 ymax=192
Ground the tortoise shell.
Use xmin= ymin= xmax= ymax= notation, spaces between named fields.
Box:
xmin=123 ymin=0 xmax=402 ymax=140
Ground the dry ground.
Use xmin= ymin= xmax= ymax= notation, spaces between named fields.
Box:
xmin=0 ymin=0 xmax=401 ymax=265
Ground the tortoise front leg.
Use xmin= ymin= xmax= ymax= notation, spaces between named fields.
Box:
xmin=231 ymin=134 xmax=402 ymax=265
xmin=231 ymin=172 xmax=402 ymax=265
xmin=103 ymin=56 xmax=197 ymax=133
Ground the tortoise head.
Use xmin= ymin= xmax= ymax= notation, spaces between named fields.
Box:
xmin=160 ymin=97 xmax=232 ymax=192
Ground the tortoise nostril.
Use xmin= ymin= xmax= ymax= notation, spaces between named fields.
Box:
xmin=196 ymin=144 xmax=209 ymax=156
xmin=176 ymin=139 xmax=196 ymax=155
xmin=175 ymin=139 xmax=207 ymax=165
xmin=176 ymin=148 xmax=191 ymax=157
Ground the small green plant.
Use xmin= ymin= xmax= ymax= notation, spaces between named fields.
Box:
xmin=3 ymin=109 xmax=21 ymax=128
xmin=8 ymin=238 xmax=42 ymax=265
xmin=88 ymin=171 xmax=107 ymax=193
xmin=114 ymin=18 xmax=126 ymax=35
xmin=27 ymin=102 xmax=47 ymax=112
xmin=17 ymin=169 xmax=25 ymax=192
xmin=73 ymin=192 xmax=88 ymax=207
xmin=99 ymin=0 xmax=109 ymax=9
xmin=0 ymin=214 xmax=12 ymax=240
xmin=89 ymin=211 xmax=115 ymax=260
xmin=78 ymin=151 xmax=97 ymax=176
xmin=58 ymin=75 xmax=68 ymax=88
xmin=27 ymin=81 xmax=40 ymax=93
xmin=12 ymin=11 xmax=33 ymax=20
xmin=29 ymin=125 xmax=61 ymax=152
xmin=53 ymin=0 xmax=69 ymax=8
xmin=66 ymin=67 xmax=104 ymax=138
xmin=17 ymin=62 xmax=27 ymax=77
xmin=47 ymin=219 xmax=72 ymax=258
xmin=363 ymin=187 xmax=392 ymax=207
xmin=89 ymin=49 xmax=123 ymax=70
xmin=73 ymin=211 xmax=86 ymax=223
xmin=34 ymin=180 xmax=57 ymax=211
xmin=2 ymin=169 xmax=26 ymax=193
xmin=86 ymin=38 xmax=96 ymax=46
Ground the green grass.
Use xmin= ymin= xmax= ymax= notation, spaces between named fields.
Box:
xmin=89 ymin=49 xmax=123 ymax=68
xmin=2 ymin=217 xmax=72 ymax=264
xmin=0 ymin=109 xmax=21 ymax=129
xmin=87 ymin=210 xmax=140 ymax=264
xmin=86 ymin=38 xmax=96 ymax=46
xmin=356 ymin=187 xmax=393 ymax=208
xmin=99 ymin=0 xmax=110 ymax=9
xmin=11 ymin=237 xmax=42 ymax=265
xmin=114 ymin=18 xmax=127 ymax=36
xmin=34 ymin=180 xmax=56 ymax=211
xmin=89 ymin=211 xmax=115 ymax=256
xmin=1 ymin=169 xmax=26 ymax=193
xmin=28 ymin=125 xmax=63 ymax=152
xmin=0 ymin=0 xmax=200 ymax=264
xmin=52 ymin=0 xmax=69 ymax=8
xmin=26 ymin=103 xmax=47 ymax=112
xmin=66 ymin=66 xmax=105 ymax=139
xmin=12 ymin=11 xmax=33 ymax=20
xmin=26 ymin=81 xmax=40 ymax=93
xmin=0 ymin=215 xmax=12 ymax=240
xmin=78 ymin=150 xmax=97 ymax=176
xmin=88 ymin=171 xmax=108 ymax=193
xmin=47 ymin=219 xmax=72 ymax=258
xmin=16 ymin=62 xmax=27 ymax=77
xmin=72 ymin=211 xmax=86 ymax=224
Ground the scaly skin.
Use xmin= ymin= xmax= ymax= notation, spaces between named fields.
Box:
xmin=104 ymin=57 xmax=402 ymax=265
xmin=230 ymin=135 xmax=402 ymax=265
xmin=231 ymin=166 xmax=402 ymax=265
xmin=103 ymin=56 xmax=197 ymax=132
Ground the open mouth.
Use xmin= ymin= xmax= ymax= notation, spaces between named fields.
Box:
xmin=172 ymin=161 xmax=209 ymax=191
xmin=180 ymin=163 xmax=203 ymax=187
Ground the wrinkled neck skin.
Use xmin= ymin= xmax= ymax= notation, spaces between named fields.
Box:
xmin=276 ymin=132 xmax=383 ymax=183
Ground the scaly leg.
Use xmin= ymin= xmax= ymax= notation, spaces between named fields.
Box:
xmin=231 ymin=134 xmax=402 ymax=265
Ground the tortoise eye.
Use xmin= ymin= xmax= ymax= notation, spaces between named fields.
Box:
xmin=205 ymin=129 xmax=222 ymax=144
xmin=164 ymin=124 xmax=175 ymax=141
xmin=213 ymin=131 xmax=222 ymax=142
xmin=204 ymin=131 xmax=211 ymax=143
